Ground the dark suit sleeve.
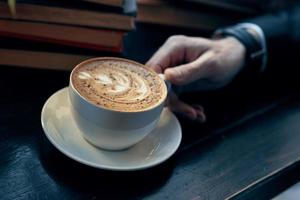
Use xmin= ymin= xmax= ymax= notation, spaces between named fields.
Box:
xmin=248 ymin=5 xmax=300 ymax=80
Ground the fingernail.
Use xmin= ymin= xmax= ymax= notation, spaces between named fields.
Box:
xmin=196 ymin=112 xmax=206 ymax=123
xmin=186 ymin=111 xmax=197 ymax=120
xmin=193 ymin=104 xmax=204 ymax=111
xmin=164 ymin=69 xmax=172 ymax=80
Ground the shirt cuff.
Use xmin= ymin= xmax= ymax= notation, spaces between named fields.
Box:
xmin=236 ymin=23 xmax=268 ymax=73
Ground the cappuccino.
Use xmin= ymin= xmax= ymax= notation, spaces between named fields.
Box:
xmin=71 ymin=57 xmax=167 ymax=112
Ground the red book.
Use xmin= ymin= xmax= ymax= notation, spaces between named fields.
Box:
xmin=0 ymin=19 xmax=125 ymax=52
xmin=0 ymin=2 xmax=135 ymax=31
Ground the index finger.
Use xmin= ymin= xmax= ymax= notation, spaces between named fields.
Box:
xmin=146 ymin=35 xmax=187 ymax=73
xmin=146 ymin=45 xmax=173 ymax=73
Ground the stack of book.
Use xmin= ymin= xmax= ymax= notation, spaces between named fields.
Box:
xmin=0 ymin=0 xmax=136 ymax=70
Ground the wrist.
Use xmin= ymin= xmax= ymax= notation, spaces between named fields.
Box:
xmin=213 ymin=23 xmax=267 ymax=74
xmin=224 ymin=36 xmax=246 ymax=53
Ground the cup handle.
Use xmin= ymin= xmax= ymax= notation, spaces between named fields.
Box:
xmin=159 ymin=74 xmax=171 ymax=92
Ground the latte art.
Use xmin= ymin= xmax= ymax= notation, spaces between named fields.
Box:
xmin=72 ymin=58 xmax=167 ymax=112
xmin=78 ymin=65 xmax=149 ymax=103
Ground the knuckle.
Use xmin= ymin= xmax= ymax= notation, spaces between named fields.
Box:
xmin=168 ymin=35 xmax=186 ymax=41
xmin=163 ymin=35 xmax=189 ymax=52
xmin=166 ymin=35 xmax=186 ymax=45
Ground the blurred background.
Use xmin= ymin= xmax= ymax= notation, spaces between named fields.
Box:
xmin=0 ymin=0 xmax=267 ymax=69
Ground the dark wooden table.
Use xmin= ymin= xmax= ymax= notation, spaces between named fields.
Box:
xmin=1 ymin=24 xmax=300 ymax=200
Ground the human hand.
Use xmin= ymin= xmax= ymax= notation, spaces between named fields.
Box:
xmin=146 ymin=35 xmax=246 ymax=121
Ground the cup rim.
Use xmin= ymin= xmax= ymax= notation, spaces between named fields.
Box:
xmin=70 ymin=57 xmax=168 ymax=113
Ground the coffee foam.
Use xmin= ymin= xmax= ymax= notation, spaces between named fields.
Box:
xmin=72 ymin=58 xmax=167 ymax=112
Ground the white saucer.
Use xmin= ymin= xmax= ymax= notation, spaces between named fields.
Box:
xmin=41 ymin=88 xmax=182 ymax=171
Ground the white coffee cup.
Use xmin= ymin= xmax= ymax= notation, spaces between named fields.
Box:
xmin=69 ymin=57 xmax=168 ymax=150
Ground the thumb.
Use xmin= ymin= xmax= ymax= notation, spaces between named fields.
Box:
xmin=164 ymin=51 xmax=214 ymax=85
